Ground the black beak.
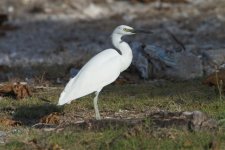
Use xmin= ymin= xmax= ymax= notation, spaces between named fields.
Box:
xmin=133 ymin=29 xmax=153 ymax=34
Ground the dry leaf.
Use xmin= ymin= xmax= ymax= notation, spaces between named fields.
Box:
xmin=0 ymin=118 xmax=21 ymax=126
xmin=0 ymin=82 xmax=32 ymax=99
xmin=40 ymin=112 xmax=61 ymax=124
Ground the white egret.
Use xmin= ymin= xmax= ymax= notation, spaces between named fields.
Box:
xmin=58 ymin=25 xmax=151 ymax=120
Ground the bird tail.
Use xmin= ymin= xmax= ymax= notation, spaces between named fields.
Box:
xmin=58 ymin=91 xmax=66 ymax=105
xmin=58 ymin=77 xmax=77 ymax=105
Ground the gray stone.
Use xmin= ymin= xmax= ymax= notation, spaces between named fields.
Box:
xmin=166 ymin=51 xmax=203 ymax=80
xmin=150 ymin=110 xmax=218 ymax=132
xmin=131 ymin=42 xmax=149 ymax=79
xmin=201 ymin=119 xmax=218 ymax=131
xmin=131 ymin=42 xmax=203 ymax=80
xmin=143 ymin=45 xmax=176 ymax=67
xmin=191 ymin=111 xmax=208 ymax=131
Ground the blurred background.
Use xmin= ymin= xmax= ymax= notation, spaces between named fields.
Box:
xmin=0 ymin=0 xmax=225 ymax=83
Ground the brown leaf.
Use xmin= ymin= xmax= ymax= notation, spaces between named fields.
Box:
xmin=0 ymin=118 xmax=21 ymax=126
xmin=0 ymin=82 xmax=32 ymax=99
xmin=40 ymin=112 xmax=61 ymax=125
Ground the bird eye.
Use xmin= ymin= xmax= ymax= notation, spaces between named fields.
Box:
xmin=123 ymin=28 xmax=129 ymax=32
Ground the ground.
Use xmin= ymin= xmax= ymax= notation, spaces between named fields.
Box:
xmin=0 ymin=80 xmax=225 ymax=150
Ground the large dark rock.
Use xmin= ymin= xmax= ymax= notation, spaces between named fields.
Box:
xmin=131 ymin=43 xmax=203 ymax=80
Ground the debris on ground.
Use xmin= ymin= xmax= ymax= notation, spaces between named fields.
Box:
xmin=0 ymin=82 xmax=32 ymax=99
xmin=39 ymin=112 xmax=62 ymax=125
xmin=0 ymin=118 xmax=21 ymax=126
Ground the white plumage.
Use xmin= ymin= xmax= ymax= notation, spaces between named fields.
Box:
xmin=59 ymin=49 xmax=121 ymax=104
xmin=58 ymin=25 xmax=149 ymax=120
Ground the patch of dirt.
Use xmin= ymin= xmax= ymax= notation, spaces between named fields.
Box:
xmin=0 ymin=82 xmax=32 ymax=99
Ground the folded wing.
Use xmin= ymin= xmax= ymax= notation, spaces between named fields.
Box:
xmin=58 ymin=49 xmax=121 ymax=105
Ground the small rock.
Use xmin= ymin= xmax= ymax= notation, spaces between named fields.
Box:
xmin=190 ymin=111 xmax=207 ymax=131
xmin=201 ymin=119 xmax=218 ymax=131
xmin=0 ymin=131 xmax=7 ymax=144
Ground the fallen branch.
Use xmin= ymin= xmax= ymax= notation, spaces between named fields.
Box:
xmin=58 ymin=110 xmax=217 ymax=132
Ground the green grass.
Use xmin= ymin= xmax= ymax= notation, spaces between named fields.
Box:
xmin=0 ymin=80 xmax=225 ymax=150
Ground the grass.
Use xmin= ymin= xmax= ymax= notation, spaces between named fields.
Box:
xmin=0 ymin=80 xmax=225 ymax=149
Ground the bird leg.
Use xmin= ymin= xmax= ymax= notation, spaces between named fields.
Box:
xmin=93 ymin=91 xmax=101 ymax=120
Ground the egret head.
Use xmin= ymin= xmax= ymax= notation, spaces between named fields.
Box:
xmin=113 ymin=25 xmax=152 ymax=36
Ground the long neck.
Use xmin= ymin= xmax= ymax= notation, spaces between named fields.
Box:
xmin=112 ymin=33 xmax=133 ymax=72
